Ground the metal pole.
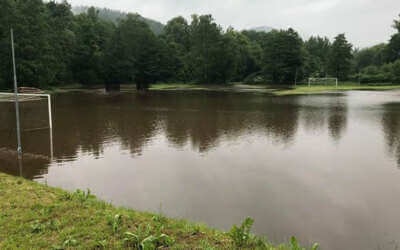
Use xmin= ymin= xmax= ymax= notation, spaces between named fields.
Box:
xmin=47 ymin=94 xmax=54 ymax=161
xmin=47 ymin=94 xmax=53 ymax=129
xmin=11 ymin=28 xmax=22 ymax=156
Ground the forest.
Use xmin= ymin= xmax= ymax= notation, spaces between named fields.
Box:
xmin=0 ymin=0 xmax=400 ymax=90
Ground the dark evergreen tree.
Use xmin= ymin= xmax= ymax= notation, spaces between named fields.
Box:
xmin=107 ymin=14 xmax=162 ymax=90
xmin=304 ymin=36 xmax=331 ymax=77
xmin=386 ymin=15 xmax=400 ymax=62
xmin=261 ymin=29 xmax=304 ymax=84
xmin=328 ymin=34 xmax=353 ymax=80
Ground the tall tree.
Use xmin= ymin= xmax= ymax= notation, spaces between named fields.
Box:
xmin=0 ymin=0 xmax=58 ymax=88
xmin=262 ymin=29 xmax=304 ymax=84
xmin=189 ymin=14 xmax=224 ymax=83
xmin=72 ymin=7 xmax=114 ymax=85
xmin=0 ymin=0 xmax=15 ymax=89
xmin=328 ymin=34 xmax=353 ymax=80
xmin=107 ymin=14 xmax=162 ymax=90
xmin=353 ymin=44 xmax=386 ymax=71
xmin=304 ymin=36 xmax=331 ymax=77
xmin=162 ymin=16 xmax=192 ymax=82
xmin=386 ymin=14 xmax=400 ymax=62
xmin=45 ymin=0 xmax=75 ymax=84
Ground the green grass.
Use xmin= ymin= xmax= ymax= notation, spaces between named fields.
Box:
xmin=0 ymin=173 xmax=317 ymax=249
xmin=36 ymin=82 xmax=400 ymax=96
xmin=273 ymin=84 xmax=400 ymax=96
xmin=148 ymin=82 xmax=400 ymax=96
xmin=149 ymin=83 xmax=206 ymax=90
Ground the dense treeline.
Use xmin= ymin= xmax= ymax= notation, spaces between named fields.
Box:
xmin=1 ymin=0 xmax=400 ymax=90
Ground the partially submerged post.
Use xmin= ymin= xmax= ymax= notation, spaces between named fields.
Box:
xmin=11 ymin=28 xmax=22 ymax=156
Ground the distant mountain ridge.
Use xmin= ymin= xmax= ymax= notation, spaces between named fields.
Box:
xmin=72 ymin=6 xmax=165 ymax=35
xmin=250 ymin=26 xmax=274 ymax=33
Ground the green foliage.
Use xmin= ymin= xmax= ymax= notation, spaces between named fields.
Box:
xmin=30 ymin=220 xmax=46 ymax=233
xmin=304 ymin=36 xmax=331 ymax=77
xmin=107 ymin=214 xmax=122 ymax=233
xmin=386 ymin=15 xmax=400 ymax=62
xmin=229 ymin=217 xmax=255 ymax=247
xmin=356 ymin=59 xmax=400 ymax=84
xmin=328 ymin=34 xmax=353 ymax=80
xmin=123 ymin=224 xmax=174 ymax=249
xmin=289 ymin=237 xmax=319 ymax=250
xmin=261 ymin=29 xmax=304 ymax=84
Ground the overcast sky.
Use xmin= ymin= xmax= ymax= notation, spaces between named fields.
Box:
xmin=66 ymin=0 xmax=400 ymax=48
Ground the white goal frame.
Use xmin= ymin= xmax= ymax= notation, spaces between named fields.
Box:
xmin=0 ymin=93 xmax=53 ymax=129
xmin=308 ymin=77 xmax=338 ymax=88
xmin=0 ymin=92 xmax=54 ymax=159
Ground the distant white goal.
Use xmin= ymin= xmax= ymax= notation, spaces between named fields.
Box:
xmin=308 ymin=78 xmax=338 ymax=87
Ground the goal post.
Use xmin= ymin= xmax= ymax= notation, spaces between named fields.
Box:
xmin=308 ymin=77 xmax=338 ymax=87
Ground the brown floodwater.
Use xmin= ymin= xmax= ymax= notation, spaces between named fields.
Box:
xmin=1 ymin=90 xmax=400 ymax=249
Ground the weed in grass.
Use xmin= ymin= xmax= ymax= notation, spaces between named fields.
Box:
xmin=141 ymin=234 xmax=174 ymax=249
xmin=152 ymin=214 xmax=167 ymax=224
xmin=73 ymin=189 xmax=93 ymax=202
xmin=51 ymin=245 xmax=64 ymax=250
xmin=47 ymin=219 xmax=61 ymax=231
xmin=95 ymin=239 xmax=107 ymax=249
xmin=107 ymin=214 xmax=122 ymax=233
xmin=59 ymin=192 xmax=73 ymax=201
xmin=229 ymin=217 xmax=254 ymax=247
xmin=123 ymin=232 xmax=140 ymax=248
xmin=63 ymin=236 xmax=78 ymax=247
xmin=124 ymin=230 xmax=174 ymax=249
xmin=289 ymin=237 xmax=319 ymax=250
xmin=30 ymin=220 xmax=45 ymax=233
xmin=192 ymin=224 xmax=202 ymax=235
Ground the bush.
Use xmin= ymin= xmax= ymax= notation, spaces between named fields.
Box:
xmin=360 ymin=73 xmax=391 ymax=83
xmin=358 ymin=60 xmax=400 ymax=84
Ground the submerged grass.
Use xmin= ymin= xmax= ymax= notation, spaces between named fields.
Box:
xmin=39 ymin=82 xmax=400 ymax=96
xmin=149 ymin=82 xmax=400 ymax=95
xmin=0 ymin=173 xmax=317 ymax=249
xmin=274 ymin=84 xmax=400 ymax=96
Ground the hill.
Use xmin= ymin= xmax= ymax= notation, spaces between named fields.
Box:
xmin=72 ymin=6 xmax=164 ymax=35
xmin=250 ymin=26 xmax=274 ymax=33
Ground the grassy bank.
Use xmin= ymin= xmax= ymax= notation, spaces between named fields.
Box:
xmin=0 ymin=173 xmax=316 ymax=249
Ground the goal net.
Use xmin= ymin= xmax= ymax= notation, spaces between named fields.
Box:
xmin=308 ymin=78 xmax=338 ymax=87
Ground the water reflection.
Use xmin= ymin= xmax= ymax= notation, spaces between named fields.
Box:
xmin=2 ymin=90 xmax=400 ymax=250
xmin=298 ymin=94 xmax=348 ymax=141
xmin=0 ymin=92 xmax=352 ymax=179
xmin=382 ymin=102 xmax=400 ymax=167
